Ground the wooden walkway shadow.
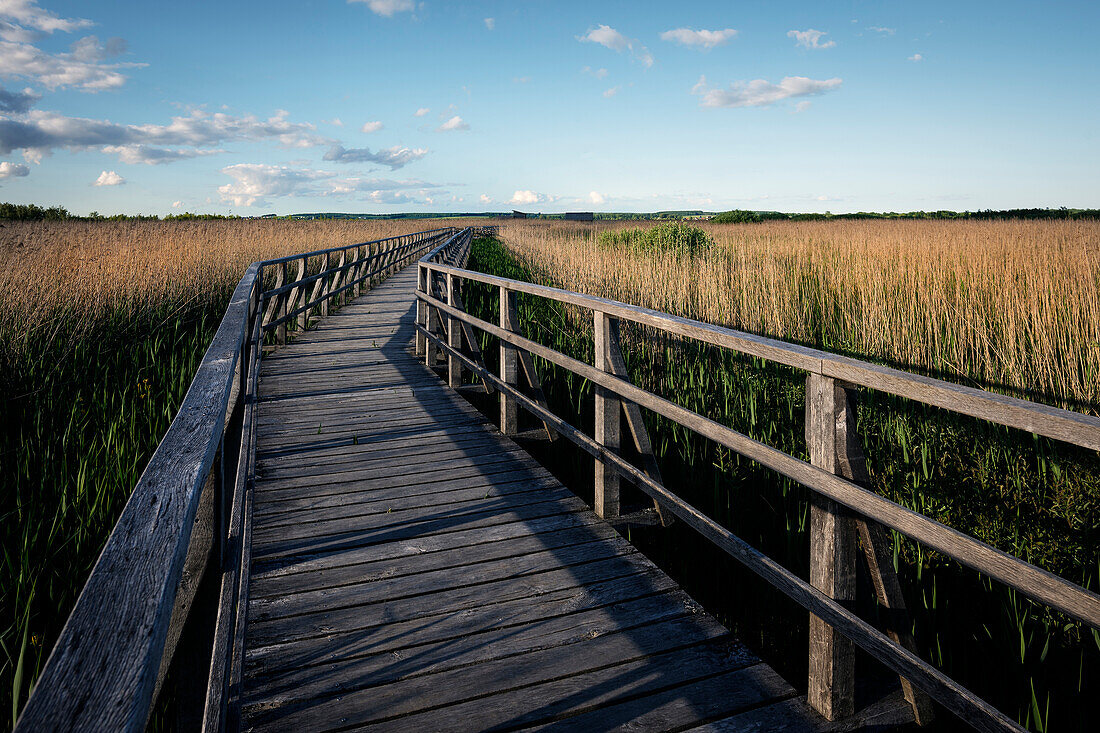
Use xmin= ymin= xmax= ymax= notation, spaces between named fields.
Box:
xmin=242 ymin=266 xmax=826 ymax=731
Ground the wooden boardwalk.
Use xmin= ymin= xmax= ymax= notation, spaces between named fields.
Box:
xmin=241 ymin=265 xmax=822 ymax=731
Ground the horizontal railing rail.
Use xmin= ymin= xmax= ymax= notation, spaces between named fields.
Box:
xmin=416 ymin=231 xmax=1100 ymax=733
xmin=15 ymin=225 xmax=454 ymax=733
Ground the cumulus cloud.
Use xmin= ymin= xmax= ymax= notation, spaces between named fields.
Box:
xmin=659 ymin=28 xmax=737 ymax=49
xmin=0 ymin=108 xmax=329 ymax=163
xmin=578 ymin=24 xmax=653 ymax=67
xmin=414 ymin=107 xmax=430 ymax=117
xmin=691 ymin=75 xmax=842 ymax=108
xmin=509 ymin=190 xmax=552 ymax=205
xmin=868 ymin=26 xmax=896 ymax=35
xmin=484 ymin=17 xmax=494 ymax=30
xmin=581 ymin=66 xmax=608 ymax=79
xmin=909 ymin=53 xmax=923 ymax=62
xmin=360 ymin=120 xmax=383 ymax=133
xmin=93 ymin=169 xmax=124 ymax=186
xmin=0 ymin=36 xmax=143 ymax=90
xmin=217 ymin=162 xmax=440 ymax=206
xmin=0 ymin=1 xmax=93 ymax=35
xmin=588 ymin=191 xmax=606 ymax=204
xmin=479 ymin=193 xmax=491 ymax=203
xmin=437 ymin=115 xmax=469 ymax=131
xmin=322 ymin=143 xmax=428 ymax=169
xmin=0 ymin=84 xmax=38 ymax=113
xmin=172 ymin=200 xmax=182 ymax=208
xmin=794 ymin=101 xmax=812 ymax=113
xmin=324 ymin=117 xmax=344 ymax=126
xmin=602 ymin=86 xmax=620 ymax=98
xmin=788 ymin=29 xmax=835 ymax=49
xmin=0 ymin=160 xmax=29 ymax=177
xmin=349 ymin=0 xmax=414 ymax=17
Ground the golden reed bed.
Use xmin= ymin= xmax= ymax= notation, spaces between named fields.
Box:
xmin=0 ymin=218 xmax=475 ymax=339
xmin=497 ymin=218 xmax=1100 ymax=411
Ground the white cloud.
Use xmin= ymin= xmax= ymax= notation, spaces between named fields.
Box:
xmin=93 ymin=169 xmax=124 ymax=186
xmin=909 ymin=53 xmax=923 ymax=62
xmin=578 ymin=24 xmax=653 ymax=67
xmin=0 ymin=1 xmax=93 ymax=35
xmin=0 ymin=160 xmax=29 ymax=177
xmin=0 ymin=84 xmax=38 ymax=112
xmin=414 ymin=107 xmax=430 ymax=117
xmin=484 ymin=17 xmax=494 ymax=30
xmin=513 ymin=76 xmax=530 ymax=83
xmin=582 ymin=66 xmax=608 ymax=79
xmin=349 ymin=0 xmax=414 ymax=18
xmin=437 ymin=115 xmax=469 ymax=132
xmin=794 ymin=101 xmax=812 ymax=113
xmin=692 ymin=75 xmax=842 ymax=108
xmin=479 ymin=193 xmax=492 ymax=204
xmin=171 ymin=200 xmax=182 ymax=208
xmin=659 ymin=28 xmax=737 ymax=49
xmin=602 ymin=86 xmax=620 ymax=98
xmin=360 ymin=120 xmax=383 ymax=133
xmin=324 ymin=117 xmax=344 ymax=126
xmin=788 ymin=29 xmax=835 ymax=50
xmin=588 ymin=191 xmax=606 ymax=204
xmin=323 ymin=143 xmax=428 ymax=169
xmin=868 ymin=26 xmax=896 ymax=35
xmin=0 ymin=36 xmax=143 ymax=91
xmin=510 ymin=190 xmax=550 ymax=205
xmin=0 ymin=108 xmax=330 ymax=163
xmin=218 ymin=162 xmax=441 ymax=206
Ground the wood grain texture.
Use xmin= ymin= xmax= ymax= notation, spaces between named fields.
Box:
xmin=240 ymin=253 xmax=805 ymax=732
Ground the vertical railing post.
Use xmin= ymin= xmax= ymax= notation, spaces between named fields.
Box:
xmin=276 ymin=261 xmax=288 ymax=346
xmin=499 ymin=286 xmax=518 ymax=435
xmin=416 ymin=264 xmax=427 ymax=357
xmin=593 ymin=312 xmax=621 ymax=519
xmin=806 ymin=372 xmax=857 ymax=721
xmin=446 ymin=273 xmax=462 ymax=388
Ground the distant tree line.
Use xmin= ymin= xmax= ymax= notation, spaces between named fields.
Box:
xmin=711 ymin=207 xmax=1100 ymax=223
xmin=0 ymin=202 xmax=235 ymax=221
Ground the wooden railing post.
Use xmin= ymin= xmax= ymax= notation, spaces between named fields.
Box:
xmin=806 ymin=372 xmax=856 ymax=720
xmin=499 ymin=286 xmax=518 ymax=435
xmin=276 ymin=261 xmax=288 ymax=346
xmin=594 ymin=312 xmax=621 ymax=519
xmin=416 ymin=264 xmax=427 ymax=357
xmin=447 ymin=273 xmax=462 ymax=388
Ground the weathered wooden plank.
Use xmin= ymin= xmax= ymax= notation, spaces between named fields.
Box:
xmin=249 ymin=497 xmax=589 ymax=562
xmin=244 ymin=590 xmax=703 ymax=706
xmin=681 ymin=697 xmax=825 ymax=732
xmin=246 ymin=553 xmax=662 ymax=647
xmin=242 ymin=616 xmax=731 ymax=729
xmin=250 ymin=519 xmax=623 ymax=599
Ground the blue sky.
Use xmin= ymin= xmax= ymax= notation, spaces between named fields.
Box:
xmin=0 ymin=0 xmax=1097 ymax=215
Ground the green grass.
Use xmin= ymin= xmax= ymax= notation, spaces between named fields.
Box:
xmin=463 ymin=235 xmax=1100 ymax=731
xmin=597 ymin=222 xmax=713 ymax=256
xmin=0 ymin=295 xmax=228 ymax=729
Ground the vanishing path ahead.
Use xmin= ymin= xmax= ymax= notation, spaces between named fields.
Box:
xmin=241 ymin=265 xmax=821 ymax=731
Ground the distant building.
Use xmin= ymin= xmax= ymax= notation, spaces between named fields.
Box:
xmin=512 ymin=210 xmax=528 ymax=219
xmin=564 ymin=212 xmax=594 ymax=221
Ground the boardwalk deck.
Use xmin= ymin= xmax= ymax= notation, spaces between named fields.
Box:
xmin=242 ymin=265 xmax=824 ymax=731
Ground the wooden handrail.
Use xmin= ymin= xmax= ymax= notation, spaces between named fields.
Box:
xmin=416 ymin=229 xmax=1098 ymax=733
xmin=15 ymin=225 xmax=457 ymax=733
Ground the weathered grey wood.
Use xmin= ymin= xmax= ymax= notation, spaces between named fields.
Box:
xmin=243 ymin=615 xmax=730 ymax=729
xmin=594 ymin=311 xmax=621 ymax=518
xmin=806 ymin=373 xmax=856 ymax=720
xmin=420 ymin=291 xmax=1100 ymax=630
xmin=15 ymin=265 xmax=261 ymax=733
xmin=446 ymin=272 xmax=462 ymax=387
xmin=275 ymin=261 xmax=288 ymax=345
xmin=500 ymin=285 xmax=519 ymax=434
xmin=415 ymin=264 xmax=427 ymax=355
xmin=606 ymin=315 xmax=671 ymax=524
xmin=421 ymin=323 xmax=1027 ymax=732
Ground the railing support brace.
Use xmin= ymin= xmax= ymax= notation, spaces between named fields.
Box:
xmin=416 ymin=265 xmax=427 ymax=357
xmin=594 ymin=312 xmax=621 ymax=519
xmin=806 ymin=373 xmax=857 ymax=720
xmin=499 ymin=286 xmax=518 ymax=435
xmin=447 ymin=273 xmax=462 ymax=388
